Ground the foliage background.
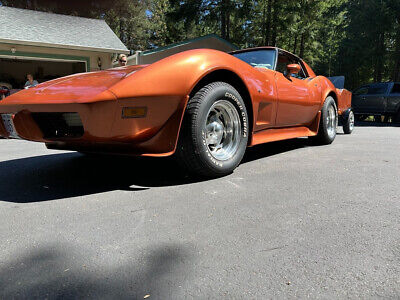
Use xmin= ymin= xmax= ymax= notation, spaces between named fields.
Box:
xmin=1 ymin=0 xmax=399 ymax=89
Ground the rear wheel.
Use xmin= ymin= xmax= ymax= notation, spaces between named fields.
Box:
xmin=311 ymin=96 xmax=338 ymax=144
xmin=343 ymin=110 xmax=354 ymax=134
xmin=177 ymin=82 xmax=249 ymax=177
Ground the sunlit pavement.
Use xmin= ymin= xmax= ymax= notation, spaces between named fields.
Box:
xmin=0 ymin=123 xmax=399 ymax=298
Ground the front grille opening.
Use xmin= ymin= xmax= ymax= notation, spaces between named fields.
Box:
xmin=31 ymin=112 xmax=84 ymax=139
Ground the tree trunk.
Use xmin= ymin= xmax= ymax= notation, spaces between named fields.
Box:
xmin=299 ymin=32 xmax=306 ymax=58
xmin=226 ymin=11 xmax=230 ymax=40
xmin=220 ymin=0 xmax=230 ymax=40
xmin=221 ymin=1 xmax=226 ymax=39
xmin=119 ymin=4 xmax=126 ymax=45
xmin=374 ymin=31 xmax=385 ymax=82
xmin=393 ymin=17 xmax=400 ymax=81
xmin=265 ymin=0 xmax=272 ymax=45
xmin=271 ymin=0 xmax=278 ymax=46
xmin=293 ymin=35 xmax=298 ymax=54
xmin=262 ymin=1 xmax=266 ymax=45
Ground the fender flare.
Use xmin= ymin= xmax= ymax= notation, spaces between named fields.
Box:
xmin=341 ymin=107 xmax=353 ymax=119
xmin=338 ymin=107 xmax=353 ymax=126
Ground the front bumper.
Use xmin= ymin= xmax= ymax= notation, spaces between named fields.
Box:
xmin=0 ymin=96 xmax=187 ymax=156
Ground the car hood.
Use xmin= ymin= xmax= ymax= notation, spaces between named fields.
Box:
xmin=0 ymin=65 xmax=148 ymax=105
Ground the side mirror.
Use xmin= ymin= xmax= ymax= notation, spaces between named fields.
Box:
xmin=286 ymin=64 xmax=301 ymax=78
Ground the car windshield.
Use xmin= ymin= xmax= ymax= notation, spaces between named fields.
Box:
xmin=232 ymin=49 xmax=276 ymax=70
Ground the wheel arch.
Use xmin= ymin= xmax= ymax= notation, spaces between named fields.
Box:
xmin=319 ymin=76 xmax=339 ymax=110
xmin=187 ymin=69 xmax=254 ymax=142
xmin=326 ymin=91 xmax=338 ymax=108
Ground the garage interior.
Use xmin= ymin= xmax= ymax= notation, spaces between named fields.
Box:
xmin=0 ymin=57 xmax=86 ymax=91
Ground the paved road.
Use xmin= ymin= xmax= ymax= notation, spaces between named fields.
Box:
xmin=0 ymin=123 xmax=399 ymax=299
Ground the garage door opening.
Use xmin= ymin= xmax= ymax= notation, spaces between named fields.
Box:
xmin=0 ymin=57 xmax=86 ymax=95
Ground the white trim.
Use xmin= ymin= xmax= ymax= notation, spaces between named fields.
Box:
xmin=0 ymin=38 xmax=130 ymax=54
xmin=0 ymin=54 xmax=87 ymax=70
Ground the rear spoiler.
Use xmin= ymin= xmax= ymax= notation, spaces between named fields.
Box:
xmin=328 ymin=76 xmax=345 ymax=89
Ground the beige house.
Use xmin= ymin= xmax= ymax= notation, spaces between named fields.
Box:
xmin=126 ymin=34 xmax=238 ymax=66
xmin=0 ymin=6 xmax=129 ymax=90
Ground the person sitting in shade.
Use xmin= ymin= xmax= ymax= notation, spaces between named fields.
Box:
xmin=118 ymin=54 xmax=127 ymax=67
xmin=24 ymin=74 xmax=39 ymax=89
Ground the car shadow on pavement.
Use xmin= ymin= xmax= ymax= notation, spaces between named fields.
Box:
xmin=0 ymin=138 xmax=310 ymax=203
xmin=242 ymin=137 xmax=311 ymax=164
xmin=0 ymin=152 xmax=195 ymax=203
xmin=0 ymin=243 xmax=193 ymax=299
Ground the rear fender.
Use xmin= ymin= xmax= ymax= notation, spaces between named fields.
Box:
xmin=318 ymin=76 xmax=343 ymax=113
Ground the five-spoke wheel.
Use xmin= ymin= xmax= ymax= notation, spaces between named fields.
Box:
xmin=205 ymin=100 xmax=241 ymax=161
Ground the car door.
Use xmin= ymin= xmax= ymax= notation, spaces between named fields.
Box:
xmin=358 ymin=83 xmax=388 ymax=114
xmin=274 ymin=52 xmax=318 ymax=127
xmin=352 ymin=86 xmax=369 ymax=113
xmin=231 ymin=49 xmax=279 ymax=131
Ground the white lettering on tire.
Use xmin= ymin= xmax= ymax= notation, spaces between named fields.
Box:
xmin=225 ymin=92 xmax=248 ymax=138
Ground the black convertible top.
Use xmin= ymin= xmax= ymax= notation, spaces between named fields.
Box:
xmin=328 ymin=76 xmax=345 ymax=89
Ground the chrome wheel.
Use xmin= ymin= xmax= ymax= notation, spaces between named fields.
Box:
xmin=348 ymin=111 xmax=355 ymax=131
xmin=205 ymin=100 xmax=241 ymax=161
xmin=326 ymin=104 xmax=337 ymax=138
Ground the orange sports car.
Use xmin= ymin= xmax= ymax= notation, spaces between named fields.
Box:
xmin=0 ymin=47 xmax=353 ymax=177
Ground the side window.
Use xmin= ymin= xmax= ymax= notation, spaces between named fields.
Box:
xmin=276 ymin=54 xmax=293 ymax=74
xmin=294 ymin=59 xmax=308 ymax=79
xmin=276 ymin=53 xmax=307 ymax=79
xmin=391 ymin=84 xmax=400 ymax=94
xmin=368 ymin=84 xmax=387 ymax=95
xmin=354 ymin=87 xmax=368 ymax=95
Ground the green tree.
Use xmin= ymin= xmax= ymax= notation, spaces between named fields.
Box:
xmin=149 ymin=0 xmax=171 ymax=47
xmin=2 ymin=0 xmax=400 ymax=88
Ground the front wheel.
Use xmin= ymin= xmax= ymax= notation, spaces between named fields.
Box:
xmin=343 ymin=110 xmax=354 ymax=134
xmin=310 ymin=96 xmax=338 ymax=144
xmin=177 ymin=82 xmax=249 ymax=177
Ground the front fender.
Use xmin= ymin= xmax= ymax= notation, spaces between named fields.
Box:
xmin=107 ymin=49 xmax=264 ymax=155
xmin=108 ymin=49 xmax=261 ymax=100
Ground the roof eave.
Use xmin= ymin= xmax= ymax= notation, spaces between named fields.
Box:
xmin=0 ymin=38 xmax=130 ymax=54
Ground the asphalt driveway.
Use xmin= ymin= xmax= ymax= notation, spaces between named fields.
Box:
xmin=0 ymin=123 xmax=399 ymax=299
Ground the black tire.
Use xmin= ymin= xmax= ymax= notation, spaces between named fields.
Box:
xmin=177 ymin=82 xmax=249 ymax=177
xmin=343 ymin=110 xmax=354 ymax=134
xmin=310 ymin=96 xmax=338 ymax=144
